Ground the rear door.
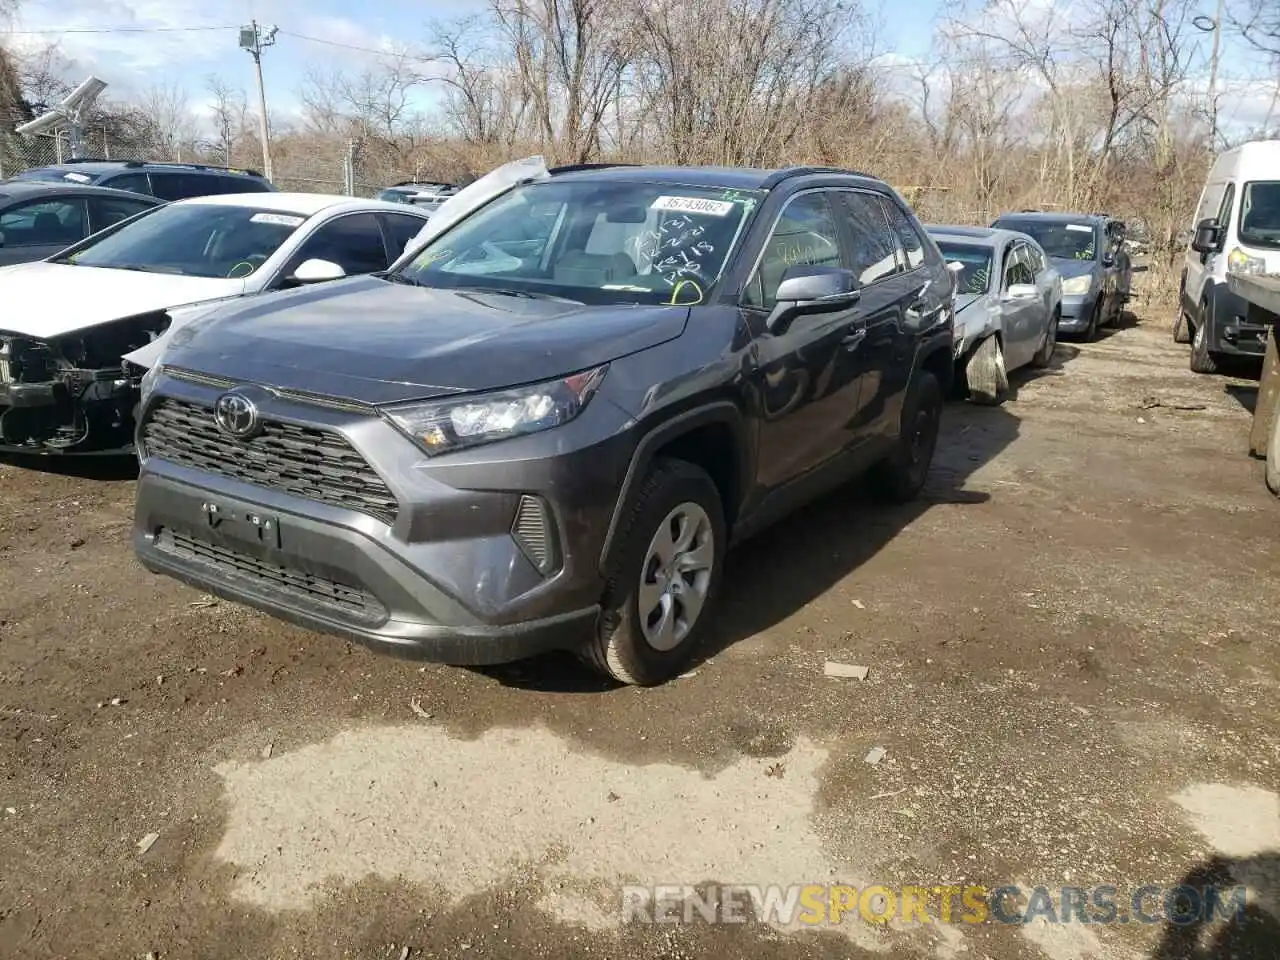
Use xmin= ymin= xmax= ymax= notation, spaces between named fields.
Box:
xmin=0 ymin=196 xmax=91 ymax=265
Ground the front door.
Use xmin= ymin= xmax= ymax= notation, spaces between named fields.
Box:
xmin=1001 ymin=242 xmax=1041 ymax=368
xmin=743 ymin=189 xmax=867 ymax=492
xmin=0 ymin=197 xmax=91 ymax=266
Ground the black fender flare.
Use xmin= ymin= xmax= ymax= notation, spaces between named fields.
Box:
xmin=598 ymin=401 xmax=750 ymax=573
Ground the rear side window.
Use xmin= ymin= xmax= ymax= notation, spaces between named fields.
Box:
xmin=218 ymin=175 xmax=272 ymax=194
xmin=88 ymin=197 xmax=156 ymax=232
xmin=101 ymin=173 xmax=152 ymax=195
xmin=882 ymin=197 xmax=926 ymax=270
xmin=839 ymin=192 xmax=900 ymax=285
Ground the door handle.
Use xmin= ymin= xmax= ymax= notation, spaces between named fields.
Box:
xmin=841 ymin=327 xmax=867 ymax=351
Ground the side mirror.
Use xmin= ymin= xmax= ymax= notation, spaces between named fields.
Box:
xmin=1132 ymin=263 xmax=1149 ymax=274
xmin=1190 ymin=218 xmax=1224 ymax=255
xmin=1102 ymin=253 xmax=1116 ymax=267
xmin=766 ymin=265 xmax=860 ymax=334
xmin=289 ymin=258 xmax=346 ymax=284
xmin=1005 ymin=283 xmax=1038 ymax=301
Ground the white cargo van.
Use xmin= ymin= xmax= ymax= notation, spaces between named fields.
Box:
xmin=1178 ymin=139 xmax=1280 ymax=373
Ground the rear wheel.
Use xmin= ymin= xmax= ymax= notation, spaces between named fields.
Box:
xmin=1190 ymin=301 xmax=1219 ymax=375
xmin=872 ymin=370 xmax=943 ymax=502
xmin=1032 ymin=310 xmax=1059 ymax=368
xmin=585 ymin=459 xmax=726 ymax=686
xmin=965 ymin=334 xmax=1008 ymax=405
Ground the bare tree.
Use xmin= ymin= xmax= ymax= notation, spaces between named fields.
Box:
xmin=138 ymin=83 xmax=195 ymax=160
xmin=431 ymin=15 xmax=531 ymax=147
xmin=204 ymin=74 xmax=251 ymax=167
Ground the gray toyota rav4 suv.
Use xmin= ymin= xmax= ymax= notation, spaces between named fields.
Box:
xmin=133 ymin=164 xmax=955 ymax=685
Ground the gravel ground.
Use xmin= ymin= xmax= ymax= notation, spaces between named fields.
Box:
xmin=1 ymin=314 xmax=1278 ymax=960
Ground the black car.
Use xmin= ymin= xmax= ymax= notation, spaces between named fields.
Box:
xmin=132 ymin=164 xmax=955 ymax=685
xmin=0 ymin=180 xmax=163 ymax=266
xmin=6 ymin=160 xmax=275 ymax=202
xmin=989 ymin=211 xmax=1135 ymax=340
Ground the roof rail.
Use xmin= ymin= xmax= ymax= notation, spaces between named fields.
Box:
xmin=59 ymin=157 xmax=110 ymax=164
xmin=118 ymin=159 xmax=265 ymax=177
xmin=760 ymin=165 xmax=876 ymax=188
xmin=546 ymin=162 xmax=639 ymax=176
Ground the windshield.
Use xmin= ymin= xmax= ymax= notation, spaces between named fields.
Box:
xmin=55 ymin=204 xmax=308 ymax=278
xmin=398 ymin=179 xmax=765 ymax=305
xmin=1239 ymin=181 xmax=1280 ymax=249
xmin=936 ymin=241 xmax=993 ymax=295
xmin=11 ymin=167 xmax=101 ymax=185
xmin=992 ymin=218 xmax=1098 ymax=261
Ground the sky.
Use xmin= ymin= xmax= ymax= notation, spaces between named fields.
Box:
xmin=3 ymin=0 xmax=1278 ymax=135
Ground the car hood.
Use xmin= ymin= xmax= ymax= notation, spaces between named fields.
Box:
xmin=159 ymin=275 xmax=692 ymax=405
xmin=1049 ymin=258 xmax=1097 ymax=279
xmin=0 ymin=261 xmax=245 ymax=339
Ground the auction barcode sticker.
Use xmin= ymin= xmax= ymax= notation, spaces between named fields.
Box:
xmin=250 ymin=212 xmax=305 ymax=227
xmin=1066 ymin=224 xmax=1093 ymax=232
xmin=651 ymin=196 xmax=736 ymax=217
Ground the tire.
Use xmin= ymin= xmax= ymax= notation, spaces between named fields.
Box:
xmin=1190 ymin=300 xmax=1219 ymax=375
xmin=965 ymin=334 xmax=1008 ymax=405
xmin=1173 ymin=310 xmax=1191 ymax=344
xmin=872 ymin=369 xmax=944 ymax=503
xmin=1032 ymin=310 xmax=1059 ymax=368
xmin=1083 ymin=300 xmax=1101 ymax=342
xmin=1267 ymin=410 xmax=1280 ymax=497
xmin=584 ymin=458 xmax=726 ymax=686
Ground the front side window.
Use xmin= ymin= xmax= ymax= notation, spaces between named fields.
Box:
xmin=53 ymin=203 xmax=308 ymax=278
xmin=88 ymin=197 xmax=156 ymax=232
xmin=382 ymin=213 xmax=427 ymax=258
xmin=0 ymin=198 xmax=89 ymax=246
xmin=743 ymin=191 xmax=842 ymax=309
xmin=400 ymin=179 xmax=764 ymax=306
xmin=993 ymin=218 xmax=1098 ymax=261
xmin=1004 ymin=245 xmax=1035 ymax=288
xmin=288 ymin=213 xmax=388 ymax=276
xmin=1216 ymin=183 xmax=1236 ymax=227
xmin=101 ymin=173 xmax=152 ymax=195
xmin=935 ymin=240 xmax=992 ymax=295
xmin=1238 ymin=181 xmax=1280 ymax=249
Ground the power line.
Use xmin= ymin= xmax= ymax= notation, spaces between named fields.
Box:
xmin=278 ymin=29 xmax=434 ymax=62
xmin=6 ymin=24 xmax=235 ymax=35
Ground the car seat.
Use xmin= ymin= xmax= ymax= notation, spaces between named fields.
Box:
xmin=553 ymin=250 xmax=637 ymax=286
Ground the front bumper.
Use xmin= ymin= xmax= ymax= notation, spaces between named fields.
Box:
xmin=1057 ymin=293 xmax=1097 ymax=332
xmin=0 ymin=375 xmax=138 ymax=455
xmin=132 ymin=374 xmax=636 ymax=664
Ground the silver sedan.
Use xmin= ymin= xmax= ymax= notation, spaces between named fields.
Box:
xmin=927 ymin=225 xmax=1064 ymax=404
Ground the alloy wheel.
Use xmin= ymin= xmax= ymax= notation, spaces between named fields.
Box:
xmin=638 ymin=502 xmax=715 ymax=651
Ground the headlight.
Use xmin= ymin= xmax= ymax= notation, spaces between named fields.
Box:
xmin=381 ymin=365 xmax=608 ymax=455
xmin=1061 ymin=275 xmax=1092 ymax=295
xmin=1227 ymin=247 xmax=1266 ymax=275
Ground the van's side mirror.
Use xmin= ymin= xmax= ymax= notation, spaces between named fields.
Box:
xmin=288 ymin=258 xmax=346 ymax=284
xmin=1190 ymin=218 xmax=1224 ymax=255
xmin=766 ymin=265 xmax=861 ymax=334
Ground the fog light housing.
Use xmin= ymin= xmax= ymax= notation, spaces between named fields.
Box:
xmin=511 ymin=494 xmax=558 ymax=575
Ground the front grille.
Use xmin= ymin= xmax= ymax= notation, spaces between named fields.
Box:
xmin=156 ymin=528 xmax=384 ymax=622
xmin=141 ymin=398 xmax=399 ymax=524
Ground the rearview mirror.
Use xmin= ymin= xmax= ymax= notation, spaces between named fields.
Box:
xmin=767 ymin=266 xmax=861 ymax=334
xmin=289 ymin=258 xmax=346 ymax=284
xmin=1005 ymin=283 xmax=1038 ymax=301
xmin=1191 ymin=218 xmax=1224 ymax=255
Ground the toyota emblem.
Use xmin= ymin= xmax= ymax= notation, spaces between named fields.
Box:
xmin=214 ymin=392 xmax=261 ymax=438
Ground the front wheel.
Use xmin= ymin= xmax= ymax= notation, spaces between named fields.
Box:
xmin=584 ymin=458 xmax=727 ymax=686
xmin=872 ymin=369 xmax=943 ymax=503
xmin=965 ymin=334 xmax=1008 ymax=405
xmin=1083 ymin=300 xmax=1101 ymax=342
xmin=1267 ymin=410 xmax=1280 ymax=496
xmin=1190 ymin=303 xmax=1219 ymax=375
xmin=1173 ymin=310 xmax=1191 ymax=344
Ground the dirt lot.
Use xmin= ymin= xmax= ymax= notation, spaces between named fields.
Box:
xmin=2 ymin=313 xmax=1278 ymax=960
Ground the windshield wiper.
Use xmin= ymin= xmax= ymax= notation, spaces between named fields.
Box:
xmin=379 ymin=272 xmax=422 ymax=286
xmin=454 ymin=285 xmax=581 ymax=304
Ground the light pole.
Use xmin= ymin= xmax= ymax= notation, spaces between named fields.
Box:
xmin=1193 ymin=1 xmax=1224 ymax=149
xmin=239 ymin=21 xmax=279 ymax=181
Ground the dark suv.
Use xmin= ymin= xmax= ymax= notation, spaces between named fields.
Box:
xmin=132 ymin=164 xmax=955 ymax=685
xmin=7 ymin=160 xmax=275 ymax=201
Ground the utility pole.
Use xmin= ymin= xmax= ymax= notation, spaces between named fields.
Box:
xmin=239 ymin=21 xmax=279 ymax=181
